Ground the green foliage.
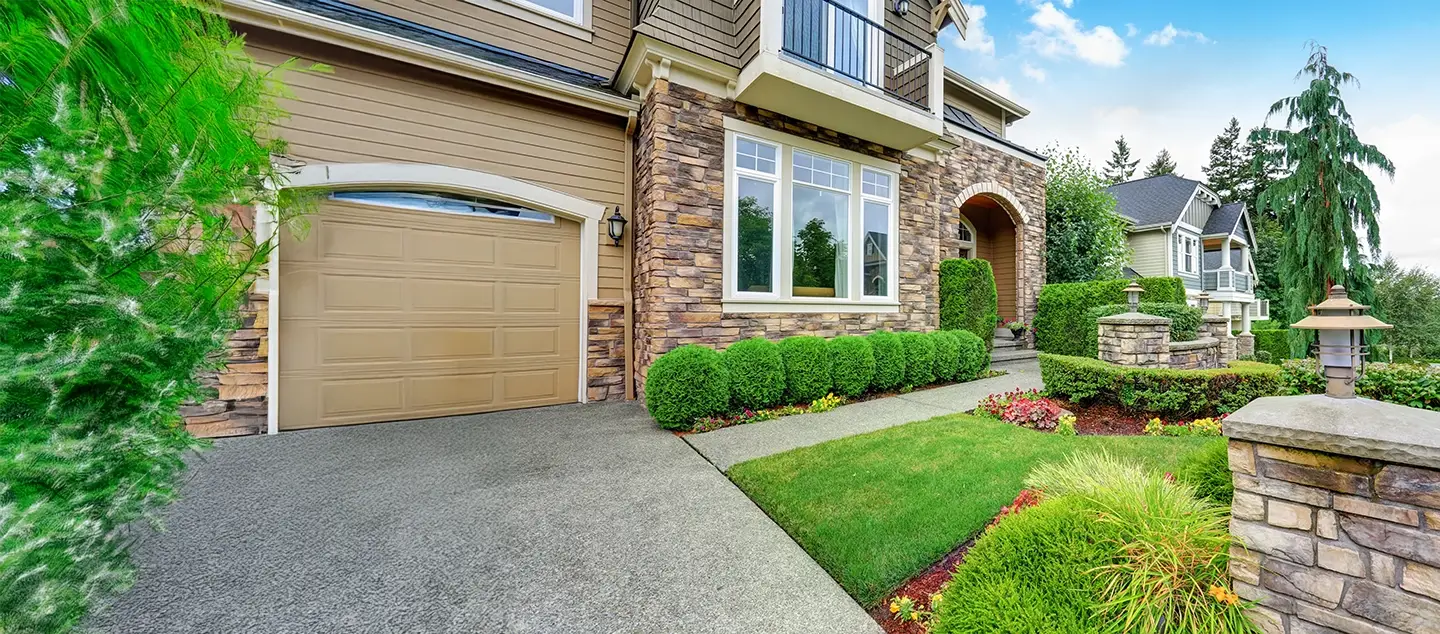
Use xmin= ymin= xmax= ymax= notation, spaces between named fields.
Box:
xmin=1282 ymin=360 xmax=1440 ymax=411
xmin=779 ymin=336 xmax=833 ymax=403
xmin=930 ymin=331 xmax=961 ymax=382
xmin=1250 ymin=215 xmax=1285 ymax=317
xmin=1039 ymin=354 xmax=1284 ymax=417
xmin=954 ymin=330 xmax=990 ymax=381
xmin=1251 ymin=44 xmax=1394 ymax=339
xmin=645 ymin=345 xmax=731 ymax=429
xmin=1251 ymin=329 xmax=1292 ymax=363
xmin=898 ymin=332 xmax=936 ymax=387
xmin=721 ymin=337 xmax=785 ymax=410
xmin=829 ymin=336 xmax=876 ymax=398
xmin=1103 ymin=135 xmax=1140 ymax=183
xmin=1084 ymin=302 xmax=1204 ymax=358
xmin=793 ymin=218 xmax=839 ymax=292
xmin=1371 ymin=256 xmax=1440 ymax=362
xmin=736 ymin=195 xmax=773 ymax=293
xmin=1035 ymin=278 xmax=1187 ymax=356
xmin=1144 ymin=148 xmax=1179 ymax=177
xmin=0 ymin=1 xmax=315 ymax=630
xmin=1203 ymin=118 xmax=1246 ymax=201
xmin=868 ymin=330 xmax=906 ymax=391
xmin=939 ymin=258 xmax=998 ymax=349
xmin=1043 ymin=147 xmax=1131 ymax=284
xmin=1178 ymin=440 xmax=1235 ymax=506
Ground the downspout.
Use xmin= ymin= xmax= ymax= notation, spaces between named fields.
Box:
xmin=623 ymin=110 xmax=637 ymax=400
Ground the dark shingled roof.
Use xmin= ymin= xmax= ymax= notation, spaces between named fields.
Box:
xmin=1105 ymin=174 xmax=1201 ymax=227
xmin=268 ymin=0 xmax=615 ymax=93
xmin=943 ymin=105 xmax=1047 ymax=162
xmin=1203 ymin=201 xmax=1246 ymax=236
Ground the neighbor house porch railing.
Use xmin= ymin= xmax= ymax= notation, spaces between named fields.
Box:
xmin=1203 ymin=268 xmax=1252 ymax=293
xmin=781 ymin=0 xmax=931 ymax=109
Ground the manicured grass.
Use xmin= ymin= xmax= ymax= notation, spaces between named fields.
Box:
xmin=727 ymin=414 xmax=1221 ymax=606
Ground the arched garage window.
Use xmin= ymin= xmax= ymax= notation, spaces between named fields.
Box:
xmin=330 ymin=191 xmax=555 ymax=223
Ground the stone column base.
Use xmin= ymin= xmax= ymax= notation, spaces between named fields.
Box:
xmin=1237 ymin=333 xmax=1256 ymax=358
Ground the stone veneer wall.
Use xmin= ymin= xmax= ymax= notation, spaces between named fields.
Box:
xmin=587 ymin=299 xmax=627 ymax=402
xmin=631 ymin=79 xmax=1046 ymax=391
xmin=182 ymin=291 xmax=269 ymax=438
xmin=1168 ymin=337 xmax=1221 ymax=370
xmin=1097 ymin=314 xmax=1172 ymax=368
xmin=1225 ymin=396 xmax=1440 ymax=634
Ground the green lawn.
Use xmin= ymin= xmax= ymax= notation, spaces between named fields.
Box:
xmin=727 ymin=414 xmax=1221 ymax=606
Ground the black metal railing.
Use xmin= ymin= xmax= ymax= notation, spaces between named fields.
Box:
xmin=781 ymin=0 xmax=931 ymax=110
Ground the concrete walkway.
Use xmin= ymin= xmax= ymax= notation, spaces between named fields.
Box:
xmin=89 ymin=402 xmax=880 ymax=634
xmin=686 ymin=359 xmax=1042 ymax=471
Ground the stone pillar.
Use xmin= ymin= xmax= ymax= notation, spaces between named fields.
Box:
xmin=1224 ymin=396 xmax=1440 ymax=634
xmin=1203 ymin=314 xmax=1236 ymax=364
xmin=586 ymin=299 xmax=627 ymax=402
xmin=182 ymin=290 xmax=269 ymax=438
xmin=1097 ymin=313 xmax=1171 ymax=368
xmin=1238 ymin=332 xmax=1256 ymax=358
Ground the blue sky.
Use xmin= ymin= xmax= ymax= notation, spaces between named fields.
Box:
xmin=937 ymin=0 xmax=1440 ymax=272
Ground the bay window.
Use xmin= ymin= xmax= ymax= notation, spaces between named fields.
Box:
xmin=723 ymin=119 xmax=899 ymax=312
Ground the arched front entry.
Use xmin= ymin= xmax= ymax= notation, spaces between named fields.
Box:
xmin=953 ymin=183 xmax=1028 ymax=326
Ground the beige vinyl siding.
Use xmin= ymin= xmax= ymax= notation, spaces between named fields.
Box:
xmin=1181 ymin=195 xmax=1210 ymax=229
xmin=245 ymin=32 xmax=630 ymax=299
xmin=735 ymin=0 xmax=761 ymax=66
xmin=1128 ymin=229 xmax=1168 ymax=278
xmin=943 ymin=88 xmax=1005 ymax=137
xmin=345 ymin=0 xmax=631 ymax=79
xmin=636 ymin=0 xmax=743 ymax=66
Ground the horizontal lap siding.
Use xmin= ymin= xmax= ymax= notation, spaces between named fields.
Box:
xmin=944 ymin=90 xmax=1005 ymax=137
xmin=245 ymin=33 xmax=629 ymax=299
xmin=1128 ymin=230 xmax=1167 ymax=278
xmin=347 ymin=0 xmax=630 ymax=79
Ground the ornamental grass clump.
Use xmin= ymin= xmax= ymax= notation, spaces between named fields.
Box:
xmin=0 ymin=1 xmax=316 ymax=629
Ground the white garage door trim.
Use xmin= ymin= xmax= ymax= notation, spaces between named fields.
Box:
xmin=259 ymin=162 xmax=605 ymax=434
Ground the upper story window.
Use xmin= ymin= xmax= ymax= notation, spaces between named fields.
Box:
xmin=1177 ymin=233 xmax=1199 ymax=274
xmin=514 ymin=0 xmax=583 ymax=23
xmin=724 ymin=119 xmax=900 ymax=311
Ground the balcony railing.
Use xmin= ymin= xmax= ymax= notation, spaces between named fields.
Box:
xmin=1203 ymin=269 xmax=1252 ymax=293
xmin=781 ymin=0 xmax=931 ymax=110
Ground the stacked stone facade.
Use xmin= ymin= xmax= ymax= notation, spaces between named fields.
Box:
xmin=587 ymin=299 xmax=628 ymax=402
xmin=182 ymin=291 xmax=269 ymax=438
xmin=1097 ymin=314 xmax=1172 ymax=367
xmin=1168 ymin=338 xmax=1220 ymax=370
xmin=631 ymin=79 xmax=1046 ymax=391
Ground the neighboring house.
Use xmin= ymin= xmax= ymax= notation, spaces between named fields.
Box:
xmin=199 ymin=0 xmax=1047 ymax=436
xmin=1107 ymin=174 xmax=1268 ymax=332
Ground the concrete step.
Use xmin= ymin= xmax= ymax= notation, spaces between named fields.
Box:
xmin=993 ymin=337 xmax=1023 ymax=349
xmin=993 ymin=328 xmax=1012 ymax=339
xmin=991 ymin=347 xmax=1039 ymax=364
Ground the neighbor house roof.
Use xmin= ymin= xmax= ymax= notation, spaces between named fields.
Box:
xmin=1105 ymin=174 xmax=1203 ymax=228
xmin=942 ymin=104 xmax=1046 ymax=162
xmin=268 ymin=0 xmax=616 ymax=93
xmin=1202 ymin=202 xmax=1246 ymax=236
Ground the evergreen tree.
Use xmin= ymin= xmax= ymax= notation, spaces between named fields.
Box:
xmin=1103 ymin=135 xmax=1140 ymax=183
xmin=1203 ymin=117 xmax=1246 ymax=201
xmin=1249 ymin=44 xmax=1394 ymax=351
xmin=1239 ymin=128 xmax=1284 ymax=219
xmin=1144 ymin=149 xmax=1179 ymax=177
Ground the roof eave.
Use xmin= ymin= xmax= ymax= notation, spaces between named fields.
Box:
xmin=943 ymin=68 xmax=1029 ymax=120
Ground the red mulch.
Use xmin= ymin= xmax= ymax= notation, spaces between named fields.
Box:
xmin=869 ymin=538 xmax=976 ymax=634
xmin=1052 ymin=398 xmax=1152 ymax=436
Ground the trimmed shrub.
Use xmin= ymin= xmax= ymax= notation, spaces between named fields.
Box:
xmin=1283 ymin=359 xmax=1440 ymax=411
xmin=931 ymin=330 xmax=961 ymax=381
xmin=1178 ymin=439 xmax=1234 ymax=505
xmin=1035 ymin=277 xmax=1187 ymax=356
xmin=899 ymin=332 xmax=936 ymax=387
xmin=1084 ymin=302 xmax=1205 ymax=358
xmin=954 ymin=329 xmax=989 ymax=381
xmin=1039 ymin=353 xmax=1283 ymax=417
xmin=779 ymin=335 xmax=833 ymax=403
xmin=645 ymin=345 xmax=731 ymax=430
xmin=722 ymin=337 xmax=785 ymax=410
xmin=830 ymin=336 xmax=876 ymax=398
xmin=1252 ymin=329 xmax=1291 ymax=363
xmin=868 ymin=330 xmax=907 ymax=391
xmin=939 ymin=258 xmax=998 ymax=350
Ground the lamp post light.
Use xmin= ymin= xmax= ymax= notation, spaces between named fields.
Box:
xmin=1123 ymin=281 xmax=1144 ymax=313
xmin=1290 ymin=284 xmax=1393 ymax=399
xmin=1196 ymin=291 xmax=1211 ymax=314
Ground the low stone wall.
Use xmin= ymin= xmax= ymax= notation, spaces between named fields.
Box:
xmin=1168 ymin=337 xmax=1221 ymax=370
xmin=1224 ymin=395 xmax=1440 ymax=633
xmin=1097 ymin=313 xmax=1171 ymax=367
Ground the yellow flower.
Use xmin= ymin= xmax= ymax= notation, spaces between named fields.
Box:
xmin=889 ymin=602 xmax=899 ymax=614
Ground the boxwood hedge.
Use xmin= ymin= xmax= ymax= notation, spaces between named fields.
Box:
xmin=954 ymin=329 xmax=990 ymax=381
xmin=899 ymin=332 xmax=936 ymax=387
xmin=931 ymin=330 xmax=961 ymax=382
xmin=830 ymin=335 xmax=876 ymax=398
xmin=644 ymin=345 xmax=731 ymax=429
xmin=868 ymin=330 xmax=907 ymax=391
xmin=722 ymin=337 xmax=785 ymax=410
xmin=779 ymin=335 xmax=833 ymax=403
xmin=1035 ymin=277 xmax=1186 ymax=356
xmin=1038 ymin=353 xmax=1283 ymax=417
xmin=1251 ymin=329 xmax=1292 ymax=363
xmin=939 ymin=258 xmax=998 ymax=350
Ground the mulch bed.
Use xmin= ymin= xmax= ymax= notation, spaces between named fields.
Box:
xmin=1051 ymin=398 xmax=1153 ymax=436
xmin=869 ymin=538 xmax=976 ymax=634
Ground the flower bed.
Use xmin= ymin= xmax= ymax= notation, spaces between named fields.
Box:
xmin=975 ymin=389 xmax=1071 ymax=431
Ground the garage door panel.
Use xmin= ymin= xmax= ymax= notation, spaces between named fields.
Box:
xmin=409 ymin=373 xmax=496 ymax=409
xmin=411 ymin=328 xmax=495 ymax=360
xmin=323 ymin=274 xmax=406 ymax=312
xmin=321 ymin=378 xmax=406 ymax=417
xmin=318 ymin=328 xmax=409 ymax=365
xmin=409 ymin=278 xmax=496 ymax=312
xmin=321 ymin=220 xmax=405 ymax=261
xmin=407 ymin=229 xmax=496 ymax=266
xmin=501 ymin=369 xmax=564 ymax=402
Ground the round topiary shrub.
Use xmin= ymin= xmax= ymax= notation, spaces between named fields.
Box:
xmin=829 ymin=335 xmax=876 ymax=398
xmin=722 ymin=337 xmax=785 ymax=411
xmin=898 ymin=332 xmax=936 ymax=387
xmin=868 ymin=330 xmax=906 ymax=391
xmin=778 ymin=335 xmax=832 ymax=403
xmin=931 ymin=330 xmax=961 ymax=382
xmin=644 ymin=344 xmax=730 ymax=430
xmin=954 ymin=329 xmax=989 ymax=381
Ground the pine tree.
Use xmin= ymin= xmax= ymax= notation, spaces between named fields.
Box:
xmin=1250 ymin=44 xmax=1394 ymax=349
xmin=1103 ymin=135 xmax=1140 ymax=183
xmin=1203 ymin=117 xmax=1245 ymax=201
xmin=1239 ymin=128 xmax=1283 ymax=220
xmin=1144 ymin=149 xmax=1179 ymax=177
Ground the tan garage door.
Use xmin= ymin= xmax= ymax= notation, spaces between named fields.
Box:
xmin=278 ymin=196 xmax=581 ymax=430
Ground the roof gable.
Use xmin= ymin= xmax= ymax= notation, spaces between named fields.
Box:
xmin=1105 ymin=174 xmax=1201 ymax=228
xmin=1202 ymin=202 xmax=1246 ymax=236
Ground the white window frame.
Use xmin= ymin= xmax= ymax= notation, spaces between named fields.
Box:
xmin=729 ymin=134 xmax=784 ymax=301
xmin=859 ymin=167 xmax=893 ymax=299
xmin=956 ymin=215 xmax=977 ymax=259
xmin=465 ymin=0 xmax=593 ymax=42
xmin=722 ymin=118 xmax=900 ymax=313
xmin=1178 ymin=233 xmax=1199 ymax=275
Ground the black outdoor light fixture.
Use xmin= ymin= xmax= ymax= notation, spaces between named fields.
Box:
xmin=606 ymin=207 xmax=628 ymax=246
xmin=893 ymin=0 xmax=909 ymax=15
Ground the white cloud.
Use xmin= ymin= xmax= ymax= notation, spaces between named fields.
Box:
xmin=1019 ymin=3 xmax=1129 ymax=67
xmin=1125 ymin=23 xmax=1138 ymax=38
xmin=951 ymin=4 xmax=995 ymax=56
xmin=1021 ymin=62 xmax=1047 ymax=82
xmin=1144 ymin=23 xmax=1211 ymax=47
xmin=1366 ymin=115 xmax=1440 ymax=272
xmin=979 ymin=76 xmax=1015 ymax=98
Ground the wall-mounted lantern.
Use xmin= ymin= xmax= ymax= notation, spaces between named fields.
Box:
xmin=606 ymin=207 xmax=628 ymax=247
xmin=893 ymin=0 xmax=909 ymax=16
xmin=1124 ymin=281 xmax=1144 ymax=312
xmin=1290 ymin=284 xmax=1393 ymax=399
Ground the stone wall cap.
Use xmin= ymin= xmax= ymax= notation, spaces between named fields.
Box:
xmin=1169 ymin=337 xmax=1219 ymax=352
xmin=1098 ymin=313 xmax=1172 ymax=326
xmin=1224 ymin=395 xmax=1440 ymax=470
xmin=1202 ymin=315 xmax=1229 ymax=322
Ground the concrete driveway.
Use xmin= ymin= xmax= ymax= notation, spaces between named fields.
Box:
xmin=89 ymin=402 xmax=880 ymax=634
